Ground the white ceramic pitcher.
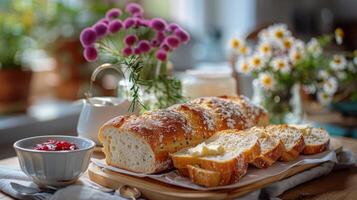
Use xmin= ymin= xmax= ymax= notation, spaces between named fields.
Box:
xmin=77 ymin=97 xmax=132 ymax=145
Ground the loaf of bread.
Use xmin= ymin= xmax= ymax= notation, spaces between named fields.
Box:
xmin=98 ymin=96 xmax=268 ymax=174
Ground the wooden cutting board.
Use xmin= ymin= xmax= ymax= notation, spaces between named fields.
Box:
xmin=88 ymin=138 xmax=342 ymax=200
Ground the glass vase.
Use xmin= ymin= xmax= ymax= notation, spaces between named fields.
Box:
xmin=252 ymin=81 xmax=303 ymax=124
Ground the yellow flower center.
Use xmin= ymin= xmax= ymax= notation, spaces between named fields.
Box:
xmin=230 ymin=39 xmax=240 ymax=49
xmin=275 ymin=30 xmax=284 ymax=39
xmin=253 ymin=58 xmax=261 ymax=66
xmin=334 ymin=58 xmax=341 ymax=64
xmin=263 ymin=77 xmax=272 ymax=85
xmin=277 ymin=61 xmax=285 ymax=69
xmin=283 ymin=40 xmax=292 ymax=49
xmin=294 ymin=53 xmax=301 ymax=60
xmin=240 ymin=46 xmax=248 ymax=54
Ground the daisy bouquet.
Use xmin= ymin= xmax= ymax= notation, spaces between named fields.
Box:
xmin=79 ymin=3 xmax=190 ymax=110
xmin=230 ymin=24 xmax=357 ymax=123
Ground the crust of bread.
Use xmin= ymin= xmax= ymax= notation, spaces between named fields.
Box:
xmin=302 ymin=139 xmax=330 ymax=155
xmin=172 ymin=154 xmax=248 ymax=187
xmin=252 ymin=140 xmax=285 ymax=168
xmin=279 ymin=135 xmax=305 ymax=161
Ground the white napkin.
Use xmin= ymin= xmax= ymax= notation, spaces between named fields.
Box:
xmin=0 ymin=166 xmax=125 ymax=200
xmin=0 ymin=149 xmax=355 ymax=200
xmin=237 ymin=149 xmax=357 ymax=200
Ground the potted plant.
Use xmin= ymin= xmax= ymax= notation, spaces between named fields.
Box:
xmin=0 ymin=2 xmax=35 ymax=114
xmin=80 ymin=3 xmax=190 ymax=111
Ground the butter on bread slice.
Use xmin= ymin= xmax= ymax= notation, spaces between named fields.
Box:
xmin=171 ymin=129 xmax=260 ymax=187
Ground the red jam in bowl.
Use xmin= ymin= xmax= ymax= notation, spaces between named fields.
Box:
xmin=33 ymin=140 xmax=78 ymax=151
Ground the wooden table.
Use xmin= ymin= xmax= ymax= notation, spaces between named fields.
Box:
xmin=1 ymin=137 xmax=357 ymax=200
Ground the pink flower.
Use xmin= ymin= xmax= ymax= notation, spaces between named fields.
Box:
xmin=83 ymin=46 xmax=98 ymax=62
xmin=122 ymin=47 xmax=133 ymax=56
xmin=93 ymin=23 xmax=108 ymax=37
xmin=155 ymin=31 xmax=166 ymax=42
xmin=174 ymin=28 xmax=190 ymax=43
xmin=168 ymin=23 xmax=180 ymax=32
xmin=133 ymin=12 xmax=144 ymax=19
xmin=137 ymin=19 xmax=148 ymax=27
xmin=124 ymin=34 xmax=138 ymax=46
xmin=165 ymin=35 xmax=180 ymax=49
xmin=137 ymin=40 xmax=151 ymax=53
xmin=106 ymin=8 xmax=122 ymax=19
xmin=123 ymin=18 xmax=136 ymax=29
xmin=125 ymin=3 xmax=143 ymax=14
xmin=150 ymin=18 xmax=167 ymax=31
xmin=80 ymin=28 xmax=97 ymax=47
xmin=108 ymin=19 xmax=123 ymax=33
xmin=155 ymin=49 xmax=167 ymax=61
xmin=133 ymin=48 xmax=141 ymax=55
xmin=151 ymin=40 xmax=160 ymax=47
xmin=160 ymin=43 xmax=171 ymax=52
xmin=99 ymin=18 xmax=109 ymax=25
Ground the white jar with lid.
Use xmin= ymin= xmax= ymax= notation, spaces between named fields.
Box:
xmin=182 ymin=68 xmax=237 ymax=99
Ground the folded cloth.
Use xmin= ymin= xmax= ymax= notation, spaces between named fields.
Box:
xmin=0 ymin=149 xmax=355 ymax=200
xmin=237 ymin=149 xmax=356 ymax=200
xmin=0 ymin=166 xmax=126 ymax=200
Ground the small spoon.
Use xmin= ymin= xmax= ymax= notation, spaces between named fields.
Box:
xmin=116 ymin=185 xmax=141 ymax=200
xmin=11 ymin=182 xmax=57 ymax=195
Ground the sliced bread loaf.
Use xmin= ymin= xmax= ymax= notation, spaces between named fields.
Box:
xmin=171 ymin=129 xmax=261 ymax=187
xmin=248 ymin=127 xmax=285 ymax=168
xmin=266 ymin=125 xmax=305 ymax=161
xmin=302 ymin=127 xmax=330 ymax=155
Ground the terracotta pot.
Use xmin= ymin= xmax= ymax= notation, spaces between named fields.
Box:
xmin=0 ymin=69 xmax=33 ymax=114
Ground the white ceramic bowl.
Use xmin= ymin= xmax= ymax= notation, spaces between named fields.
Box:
xmin=14 ymin=135 xmax=95 ymax=187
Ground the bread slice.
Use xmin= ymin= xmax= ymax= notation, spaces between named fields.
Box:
xmin=248 ymin=127 xmax=285 ymax=168
xmin=302 ymin=127 xmax=330 ymax=155
xmin=266 ymin=125 xmax=305 ymax=162
xmin=171 ymin=129 xmax=261 ymax=187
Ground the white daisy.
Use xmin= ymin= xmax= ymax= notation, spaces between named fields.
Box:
xmin=292 ymin=39 xmax=305 ymax=51
xmin=268 ymin=24 xmax=291 ymax=42
xmin=289 ymin=48 xmax=304 ymax=65
xmin=307 ymin=38 xmax=322 ymax=57
xmin=249 ymin=53 xmax=265 ymax=71
xmin=279 ymin=37 xmax=295 ymax=51
xmin=272 ymin=56 xmax=291 ymax=73
xmin=335 ymin=28 xmax=344 ymax=45
xmin=348 ymin=62 xmax=357 ymax=73
xmin=230 ymin=38 xmax=243 ymax=50
xmin=237 ymin=59 xmax=251 ymax=74
xmin=330 ymin=55 xmax=347 ymax=70
xmin=238 ymin=44 xmax=251 ymax=56
xmin=258 ymin=29 xmax=271 ymax=43
xmin=322 ymin=77 xmax=338 ymax=95
xmin=257 ymin=42 xmax=272 ymax=58
xmin=258 ymin=73 xmax=275 ymax=90
xmin=317 ymin=70 xmax=329 ymax=80
xmin=337 ymin=71 xmax=347 ymax=80
xmin=317 ymin=91 xmax=333 ymax=105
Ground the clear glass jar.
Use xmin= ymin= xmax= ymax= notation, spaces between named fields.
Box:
xmin=182 ymin=69 xmax=237 ymax=99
